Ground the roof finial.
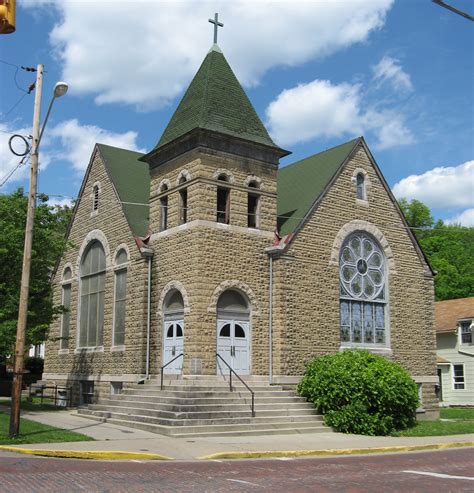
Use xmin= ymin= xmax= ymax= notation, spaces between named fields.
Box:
xmin=208 ymin=13 xmax=223 ymax=44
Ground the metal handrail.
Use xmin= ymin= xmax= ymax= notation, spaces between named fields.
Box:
xmin=216 ymin=353 xmax=255 ymax=417
xmin=160 ymin=353 xmax=183 ymax=390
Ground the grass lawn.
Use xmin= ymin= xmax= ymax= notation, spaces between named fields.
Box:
xmin=440 ymin=407 xmax=474 ymax=420
xmin=392 ymin=413 xmax=474 ymax=437
xmin=0 ymin=412 xmax=93 ymax=445
xmin=0 ymin=397 xmax=66 ymax=412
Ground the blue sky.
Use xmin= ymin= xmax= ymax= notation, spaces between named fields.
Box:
xmin=1 ymin=0 xmax=473 ymax=225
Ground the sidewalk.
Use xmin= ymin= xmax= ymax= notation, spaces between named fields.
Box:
xmin=1 ymin=408 xmax=473 ymax=460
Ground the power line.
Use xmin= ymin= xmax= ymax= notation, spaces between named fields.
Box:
xmin=0 ymin=154 xmax=30 ymax=188
xmin=37 ymin=193 xmax=473 ymax=233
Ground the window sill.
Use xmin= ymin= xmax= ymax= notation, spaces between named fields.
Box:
xmin=90 ymin=210 xmax=99 ymax=218
xmin=58 ymin=349 xmax=69 ymax=355
xmin=75 ymin=346 xmax=104 ymax=354
xmin=110 ymin=345 xmax=126 ymax=352
xmin=355 ymin=199 xmax=369 ymax=207
xmin=340 ymin=345 xmax=392 ymax=355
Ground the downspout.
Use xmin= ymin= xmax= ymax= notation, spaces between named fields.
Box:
xmin=140 ymin=247 xmax=153 ymax=380
xmin=269 ymin=253 xmax=273 ymax=385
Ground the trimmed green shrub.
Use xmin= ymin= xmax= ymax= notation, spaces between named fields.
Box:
xmin=297 ymin=349 xmax=419 ymax=435
xmin=24 ymin=356 xmax=44 ymax=375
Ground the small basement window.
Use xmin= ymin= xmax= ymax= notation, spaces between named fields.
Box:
xmin=80 ymin=381 xmax=94 ymax=405
xmin=111 ymin=382 xmax=123 ymax=395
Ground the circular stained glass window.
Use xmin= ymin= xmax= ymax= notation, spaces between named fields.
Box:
xmin=340 ymin=233 xmax=385 ymax=300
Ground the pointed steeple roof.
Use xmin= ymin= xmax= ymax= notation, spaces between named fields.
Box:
xmin=153 ymin=45 xmax=279 ymax=151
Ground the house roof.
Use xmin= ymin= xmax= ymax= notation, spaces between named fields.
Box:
xmin=97 ymin=144 xmax=150 ymax=237
xmin=435 ymin=297 xmax=474 ymax=333
xmin=154 ymin=45 xmax=278 ymax=151
xmin=277 ymin=138 xmax=360 ymax=236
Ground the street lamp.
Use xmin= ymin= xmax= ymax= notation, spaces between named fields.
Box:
xmin=9 ymin=66 xmax=68 ymax=437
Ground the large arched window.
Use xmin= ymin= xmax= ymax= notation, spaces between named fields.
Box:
xmin=113 ymin=249 xmax=128 ymax=347
xmin=79 ymin=241 xmax=106 ymax=348
xmin=340 ymin=232 xmax=387 ymax=346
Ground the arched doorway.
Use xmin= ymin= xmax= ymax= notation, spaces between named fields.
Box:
xmin=216 ymin=290 xmax=250 ymax=375
xmin=162 ymin=290 xmax=184 ymax=374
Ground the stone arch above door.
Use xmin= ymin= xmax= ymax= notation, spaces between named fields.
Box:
xmin=157 ymin=281 xmax=190 ymax=317
xmin=208 ymin=280 xmax=260 ymax=316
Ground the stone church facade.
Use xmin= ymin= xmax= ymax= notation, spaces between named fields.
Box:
xmin=43 ymin=44 xmax=438 ymax=417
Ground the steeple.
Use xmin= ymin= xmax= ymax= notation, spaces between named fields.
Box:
xmin=152 ymin=45 xmax=281 ymax=152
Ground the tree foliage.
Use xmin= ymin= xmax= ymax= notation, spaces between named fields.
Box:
xmin=399 ymin=198 xmax=474 ymax=301
xmin=0 ymin=189 xmax=72 ymax=362
xmin=297 ymin=350 xmax=419 ymax=435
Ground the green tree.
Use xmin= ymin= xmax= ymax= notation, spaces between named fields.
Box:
xmin=0 ymin=189 xmax=72 ymax=362
xmin=398 ymin=198 xmax=474 ymax=300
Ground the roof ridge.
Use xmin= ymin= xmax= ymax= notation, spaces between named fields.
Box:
xmin=199 ymin=48 xmax=214 ymax=129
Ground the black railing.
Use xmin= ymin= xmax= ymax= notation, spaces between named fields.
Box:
xmin=216 ymin=353 xmax=255 ymax=417
xmin=28 ymin=384 xmax=72 ymax=407
xmin=160 ymin=353 xmax=183 ymax=390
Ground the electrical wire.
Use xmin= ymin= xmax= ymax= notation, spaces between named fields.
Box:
xmin=0 ymin=153 xmax=30 ymax=188
xmin=37 ymin=193 xmax=472 ymax=233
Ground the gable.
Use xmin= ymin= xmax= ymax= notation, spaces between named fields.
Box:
xmin=277 ymin=138 xmax=360 ymax=236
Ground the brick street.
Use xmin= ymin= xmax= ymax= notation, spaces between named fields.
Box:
xmin=0 ymin=448 xmax=472 ymax=492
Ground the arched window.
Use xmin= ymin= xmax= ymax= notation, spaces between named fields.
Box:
xmin=247 ymin=181 xmax=260 ymax=228
xmin=79 ymin=241 xmax=106 ymax=348
xmin=92 ymin=184 xmax=100 ymax=212
xmin=60 ymin=267 xmax=72 ymax=350
xmin=339 ymin=232 xmax=387 ymax=346
xmin=216 ymin=174 xmax=230 ymax=224
xmin=178 ymin=176 xmax=188 ymax=224
xmin=113 ymin=249 xmax=128 ymax=346
xmin=160 ymin=184 xmax=168 ymax=231
xmin=217 ymin=289 xmax=250 ymax=319
xmin=356 ymin=173 xmax=365 ymax=200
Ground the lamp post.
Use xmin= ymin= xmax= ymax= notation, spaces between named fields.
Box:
xmin=9 ymin=65 xmax=68 ymax=437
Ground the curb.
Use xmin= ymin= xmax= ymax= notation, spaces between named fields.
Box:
xmin=198 ymin=441 xmax=474 ymax=460
xmin=0 ymin=446 xmax=172 ymax=461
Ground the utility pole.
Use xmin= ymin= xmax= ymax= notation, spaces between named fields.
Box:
xmin=9 ymin=64 xmax=43 ymax=437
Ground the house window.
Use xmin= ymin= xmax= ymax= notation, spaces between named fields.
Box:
xmin=79 ymin=241 xmax=106 ymax=348
xmin=111 ymin=382 xmax=123 ymax=395
xmin=60 ymin=267 xmax=72 ymax=350
xmin=216 ymin=174 xmax=230 ymax=224
xmin=80 ymin=381 xmax=94 ymax=405
xmin=356 ymin=173 xmax=365 ymax=200
xmin=92 ymin=184 xmax=100 ymax=212
xmin=247 ymin=181 xmax=259 ymax=228
xmin=179 ymin=176 xmax=188 ymax=224
xmin=340 ymin=232 xmax=387 ymax=346
xmin=453 ymin=364 xmax=465 ymax=390
xmin=460 ymin=321 xmax=472 ymax=345
xmin=160 ymin=185 xmax=168 ymax=231
xmin=113 ymin=249 xmax=128 ymax=347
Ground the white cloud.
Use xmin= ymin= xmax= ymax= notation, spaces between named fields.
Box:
xmin=266 ymin=79 xmax=413 ymax=149
xmin=47 ymin=196 xmax=74 ymax=208
xmin=22 ymin=0 xmax=393 ymax=110
xmin=372 ymin=56 xmax=413 ymax=93
xmin=445 ymin=208 xmax=474 ymax=227
xmin=49 ymin=119 xmax=145 ymax=172
xmin=393 ymin=160 xmax=474 ymax=208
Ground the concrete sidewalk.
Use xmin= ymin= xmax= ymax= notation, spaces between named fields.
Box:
xmin=2 ymin=407 xmax=473 ymax=460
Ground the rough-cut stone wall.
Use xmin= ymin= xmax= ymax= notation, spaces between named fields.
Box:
xmin=272 ymin=143 xmax=438 ymax=415
xmin=148 ymin=148 xmax=277 ymax=375
xmin=43 ymin=148 xmax=149 ymax=401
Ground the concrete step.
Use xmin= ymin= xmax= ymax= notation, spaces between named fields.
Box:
xmin=106 ymin=395 xmax=308 ymax=407
xmin=79 ymin=409 xmax=324 ymax=429
xmin=123 ymin=389 xmax=296 ymax=398
xmin=88 ymin=403 xmax=319 ymax=420
xmin=100 ymin=417 xmax=329 ymax=438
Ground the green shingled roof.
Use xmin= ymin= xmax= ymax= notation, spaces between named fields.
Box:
xmin=97 ymin=144 xmax=150 ymax=237
xmin=277 ymin=138 xmax=360 ymax=236
xmin=154 ymin=45 xmax=278 ymax=150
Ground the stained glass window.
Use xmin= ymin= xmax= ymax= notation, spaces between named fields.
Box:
xmin=339 ymin=232 xmax=387 ymax=346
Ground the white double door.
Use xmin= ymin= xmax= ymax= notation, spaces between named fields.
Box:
xmin=163 ymin=320 xmax=184 ymax=374
xmin=217 ymin=319 xmax=250 ymax=375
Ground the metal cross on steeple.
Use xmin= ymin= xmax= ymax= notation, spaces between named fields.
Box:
xmin=208 ymin=13 xmax=224 ymax=44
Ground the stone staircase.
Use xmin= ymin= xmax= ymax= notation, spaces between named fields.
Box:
xmin=77 ymin=375 xmax=330 ymax=437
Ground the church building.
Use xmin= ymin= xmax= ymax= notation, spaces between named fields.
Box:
xmin=43 ymin=39 xmax=439 ymax=420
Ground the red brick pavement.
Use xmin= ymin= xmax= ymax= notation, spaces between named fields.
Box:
xmin=0 ymin=448 xmax=472 ymax=492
